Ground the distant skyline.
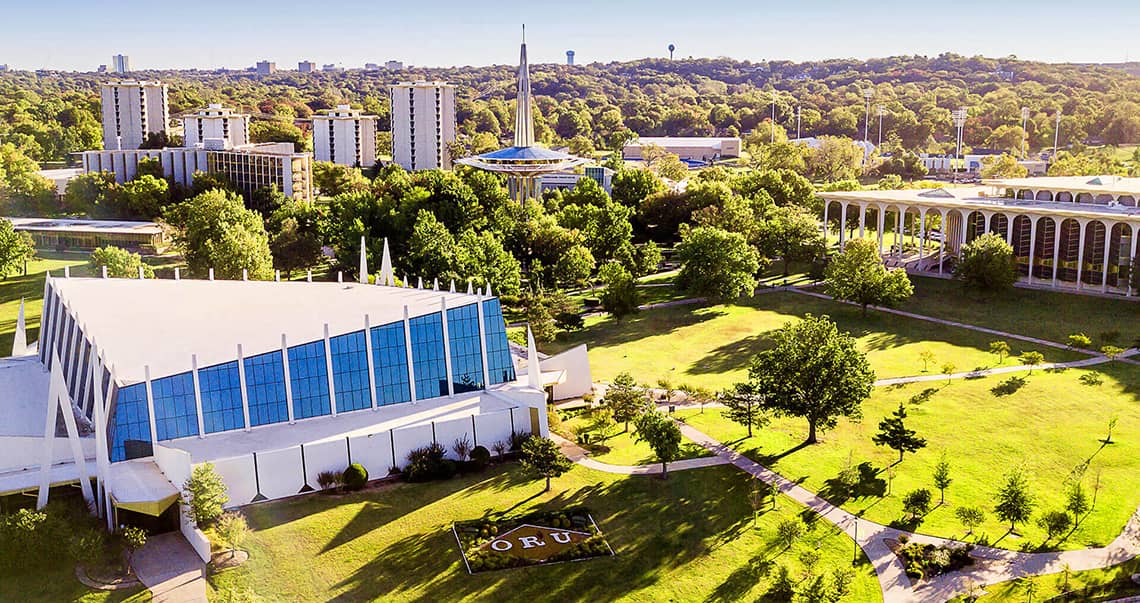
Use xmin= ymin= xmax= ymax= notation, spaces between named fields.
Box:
xmin=3 ymin=0 xmax=1140 ymax=71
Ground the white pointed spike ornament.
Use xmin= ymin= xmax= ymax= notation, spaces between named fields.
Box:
xmin=358 ymin=236 xmax=368 ymax=284
xmin=417 ymin=276 xmax=424 ymax=289
xmin=527 ymin=327 xmax=542 ymax=391
xmin=486 ymin=282 xmax=493 ymax=297
xmin=433 ymin=278 xmax=439 ymax=291
xmin=380 ymin=238 xmax=394 ymax=286
xmin=12 ymin=298 xmax=27 ymax=356
xmin=449 ymin=279 xmax=456 ymax=293
xmin=467 ymin=280 xmax=473 ymax=295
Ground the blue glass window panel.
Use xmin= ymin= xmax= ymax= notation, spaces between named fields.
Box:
xmin=371 ymin=322 xmax=410 ymax=406
xmin=57 ymin=313 xmax=74 ymax=371
xmin=288 ymin=340 xmax=331 ymax=420
xmin=200 ymin=361 xmax=245 ymax=434
xmin=151 ymin=372 xmax=198 ymax=441
xmin=330 ymin=331 xmax=371 ymax=413
xmin=39 ymin=288 xmax=55 ymax=365
xmin=447 ymin=304 xmax=484 ymax=393
xmin=483 ymin=298 xmax=516 ymax=385
xmin=244 ymin=351 xmax=288 ymax=427
xmin=409 ymin=312 xmax=447 ymax=400
xmin=110 ymin=383 xmax=151 ymax=462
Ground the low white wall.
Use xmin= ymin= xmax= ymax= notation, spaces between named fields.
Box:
xmin=198 ymin=408 xmax=523 ymax=507
xmin=0 ymin=436 xmax=96 ymax=473
xmin=541 ymin=345 xmax=593 ymax=400
xmin=182 ymin=523 xmax=212 ymax=563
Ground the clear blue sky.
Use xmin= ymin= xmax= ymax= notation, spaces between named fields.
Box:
xmin=5 ymin=0 xmax=1139 ymax=70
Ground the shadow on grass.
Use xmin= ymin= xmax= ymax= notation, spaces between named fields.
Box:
xmin=818 ymin=463 xmax=887 ymax=507
xmin=543 ymin=303 xmax=725 ymax=356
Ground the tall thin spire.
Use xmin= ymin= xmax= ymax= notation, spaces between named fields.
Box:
xmin=513 ymin=25 xmax=535 ymax=148
xmin=12 ymin=298 xmax=27 ymax=356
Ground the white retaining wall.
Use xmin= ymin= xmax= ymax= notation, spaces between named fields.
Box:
xmin=200 ymin=408 xmax=524 ymax=509
xmin=153 ymin=445 xmax=211 ymax=563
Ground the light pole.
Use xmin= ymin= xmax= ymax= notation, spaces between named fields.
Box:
xmin=1020 ymin=106 xmax=1030 ymax=159
xmin=852 ymin=517 xmax=859 ymax=565
xmin=771 ymin=96 xmax=777 ymax=143
xmin=1053 ymin=109 xmax=1062 ymax=162
xmin=796 ymin=105 xmax=802 ymax=140
xmin=951 ymin=107 xmax=968 ymax=184
xmin=863 ymin=88 xmax=874 ymax=143
xmin=877 ymin=105 xmax=886 ymax=150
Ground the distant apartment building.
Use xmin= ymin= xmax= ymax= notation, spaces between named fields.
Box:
xmin=322 ymin=64 xmax=341 ymax=72
xmin=312 ymin=105 xmax=378 ymax=167
xmin=80 ymin=142 xmax=312 ymax=205
xmin=364 ymin=63 xmax=380 ymax=70
xmin=112 ymin=54 xmax=131 ymax=74
xmin=100 ymin=81 xmax=170 ymax=150
xmin=566 ymin=50 xmax=575 ymax=66
xmin=389 ymin=81 xmax=457 ymax=171
xmin=298 ymin=60 xmax=316 ymax=73
xmin=256 ymin=61 xmax=276 ymax=75
xmin=182 ymin=104 xmax=251 ymax=148
xmin=385 ymin=60 xmax=404 ymax=70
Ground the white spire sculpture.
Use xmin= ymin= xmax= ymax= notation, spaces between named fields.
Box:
xmin=449 ymin=279 xmax=456 ymax=293
xmin=417 ymin=276 xmax=423 ymax=289
xmin=486 ymin=282 xmax=494 ymax=297
xmin=12 ymin=298 xmax=27 ymax=356
xmin=358 ymin=236 xmax=368 ymax=284
xmin=467 ymin=280 xmax=474 ymax=295
xmin=380 ymin=238 xmax=394 ymax=286
xmin=526 ymin=326 xmax=542 ymax=391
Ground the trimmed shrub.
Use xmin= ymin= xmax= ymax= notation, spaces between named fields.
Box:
xmin=509 ymin=429 xmax=532 ymax=451
xmin=404 ymin=442 xmax=457 ymax=482
xmin=343 ymin=463 xmax=368 ymax=491
xmin=469 ymin=445 xmax=491 ymax=470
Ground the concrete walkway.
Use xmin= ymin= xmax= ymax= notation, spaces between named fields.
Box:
xmin=550 ymin=433 xmax=730 ymax=476
xmin=132 ymin=532 xmax=207 ymax=603
xmin=676 ymin=421 xmax=1140 ymax=603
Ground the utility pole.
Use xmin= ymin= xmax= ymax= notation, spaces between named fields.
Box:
xmin=1020 ymin=106 xmax=1030 ymax=159
xmin=863 ymin=88 xmax=874 ymax=143
xmin=796 ymin=105 xmax=802 ymax=140
xmin=771 ymin=96 xmax=776 ymax=143
xmin=951 ymin=107 xmax=968 ymax=184
xmin=1053 ymin=109 xmax=1062 ymax=162
xmin=877 ymin=105 xmax=886 ymax=150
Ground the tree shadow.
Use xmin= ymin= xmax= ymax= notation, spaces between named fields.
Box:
xmin=688 ymin=333 xmax=776 ymax=376
xmin=818 ymin=463 xmax=886 ymax=506
xmin=990 ymin=376 xmax=1027 ymax=397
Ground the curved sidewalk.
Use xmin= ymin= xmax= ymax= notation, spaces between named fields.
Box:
xmin=550 ymin=433 xmax=730 ymax=476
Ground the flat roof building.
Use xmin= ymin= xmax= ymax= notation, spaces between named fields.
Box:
xmin=80 ymin=142 xmax=313 ymax=205
xmin=7 ymin=217 xmax=169 ymax=253
xmin=312 ymin=105 xmax=378 ymax=168
xmin=819 ymin=176 xmax=1140 ymax=297
xmin=256 ymin=61 xmax=276 ymax=76
xmin=100 ymin=81 xmax=170 ymax=151
xmin=298 ymin=60 xmax=316 ymax=73
xmin=182 ymin=104 xmax=251 ymax=148
xmin=623 ymin=136 xmax=742 ymax=162
xmin=2 ymin=254 xmax=586 ymax=544
xmin=390 ymin=81 xmax=457 ymax=171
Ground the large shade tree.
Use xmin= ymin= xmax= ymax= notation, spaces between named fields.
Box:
xmin=825 ymin=239 xmax=914 ymax=316
xmin=954 ymin=233 xmax=1018 ymax=292
xmin=675 ymin=226 xmax=763 ymax=300
xmin=163 ymin=189 xmax=274 ymax=280
xmin=748 ymin=314 xmax=875 ymax=444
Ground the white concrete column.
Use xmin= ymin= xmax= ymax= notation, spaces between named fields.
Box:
xmin=237 ymin=344 xmax=251 ymax=431
xmin=364 ymin=315 xmax=378 ymax=410
xmin=918 ymin=210 xmax=927 ymax=270
xmin=36 ymin=352 xmax=64 ymax=509
xmin=191 ymin=355 xmax=205 ymax=438
xmin=1052 ymin=224 xmax=1062 ymax=287
xmin=876 ymin=205 xmax=886 ymax=255
xmin=896 ymin=210 xmax=904 ymax=261
xmin=440 ymin=297 xmax=454 ymax=397
xmin=1075 ymin=219 xmax=1088 ymax=291
xmin=144 ymin=365 xmax=158 ymax=448
xmin=938 ymin=209 xmax=947 ymax=274
xmin=403 ymin=306 xmax=418 ymax=402
xmin=1004 ymin=214 xmax=1014 ymax=246
xmin=821 ymin=201 xmax=829 ymax=240
xmin=281 ymin=334 xmax=295 ymax=424
xmin=858 ymin=203 xmax=867 ymax=239
xmin=838 ymin=202 xmax=848 ymax=247
xmin=323 ymin=324 xmax=337 ymax=416
xmin=476 ymin=296 xmax=489 ymax=390
xmin=1027 ymin=217 xmax=1038 ymax=285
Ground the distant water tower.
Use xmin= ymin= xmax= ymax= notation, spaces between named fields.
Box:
xmin=668 ymin=44 xmax=676 ymax=60
xmin=566 ymin=50 xmax=575 ymax=66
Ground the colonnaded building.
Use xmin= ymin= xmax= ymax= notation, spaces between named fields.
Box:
xmin=819 ymin=176 xmax=1140 ymax=296
xmin=0 ymin=246 xmax=589 ymax=561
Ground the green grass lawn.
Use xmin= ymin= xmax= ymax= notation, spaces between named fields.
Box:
xmin=677 ymin=362 xmax=1140 ymax=552
xmin=0 ymin=567 xmax=147 ymax=603
xmin=0 ymin=254 xmax=91 ymax=354
xmin=207 ymin=463 xmax=881 ymax=602
xmin=543 ymin=291 xmax=1084 ymax=392
xmin=970 ymin=557 xmax=1140 ymax=602
xmin=554 ymin=412 xmax=713 ymax=466
xmin=900 ymin=276 xmax=1140 ymax=347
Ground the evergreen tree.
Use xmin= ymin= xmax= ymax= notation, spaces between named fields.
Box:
xmin=872 ymin=403 xmax=928 ymax=463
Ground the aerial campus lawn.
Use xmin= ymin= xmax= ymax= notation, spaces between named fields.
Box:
xmin=542 ymin=289 xmax=1087 ymax=393
xmin=205 ymin=463 xmax=882 ymax=602
xmin=971 ymin=557 xmax=1140 ymax=602
xmin=553 ymin=411 xmax=713 ymax=466
xmin=0 ymin=254 xmax=90 ymax=354
xmin=677 ymin=362 xmax=1140 ymax=552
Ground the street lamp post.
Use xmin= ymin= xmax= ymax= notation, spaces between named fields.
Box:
xmin=796 ymin=105 xmax=802 ymax=140
xmin=1020 ymin=106 xmax=1030 ymax=159
xmin=852 ymin=517 xmax=859 ymax=565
